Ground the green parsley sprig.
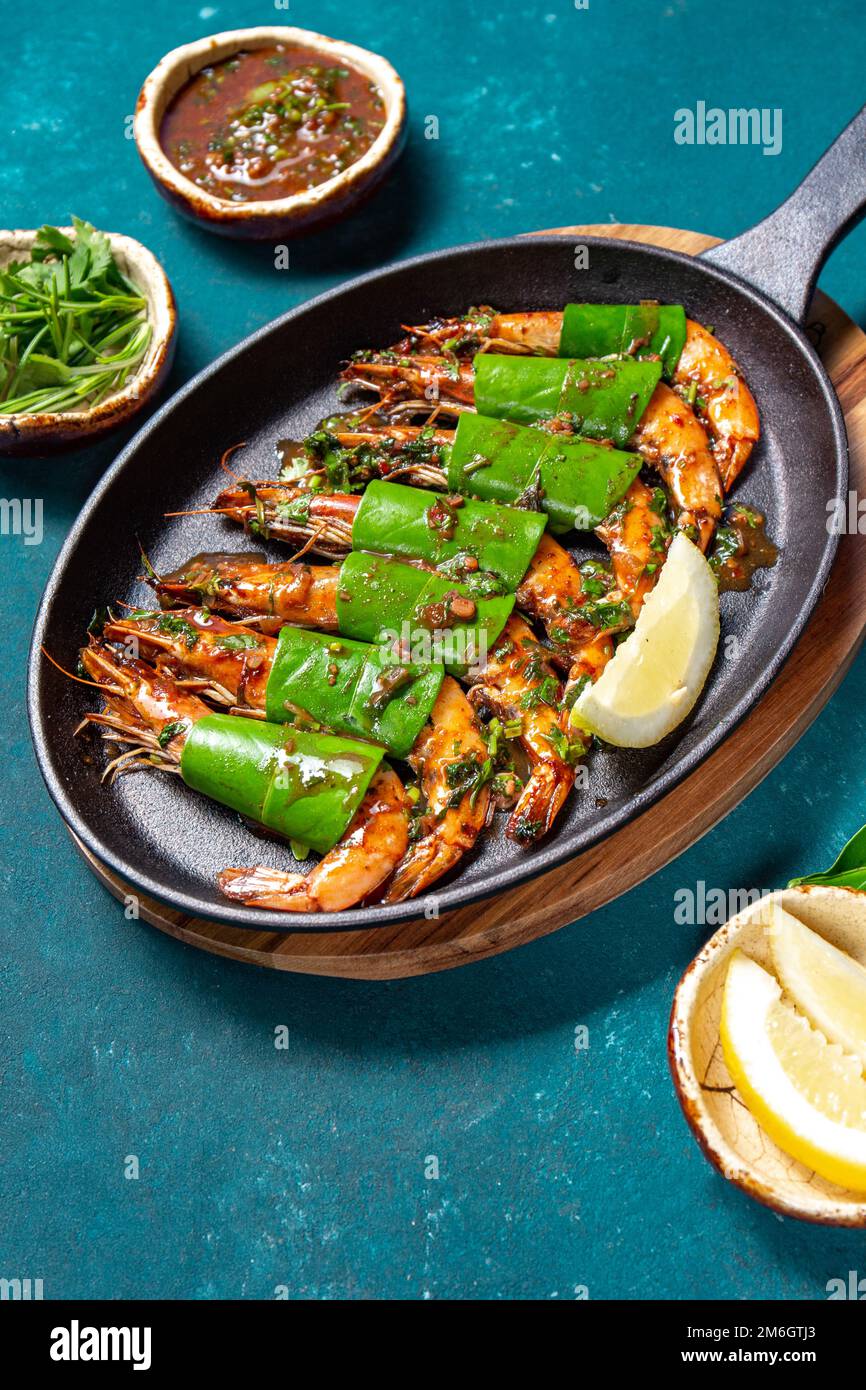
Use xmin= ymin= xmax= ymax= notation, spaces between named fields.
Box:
xmin=0 ymin=217 xmax=151 ymax=416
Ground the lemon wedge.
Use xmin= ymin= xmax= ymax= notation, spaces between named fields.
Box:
xmin=720 ymin=949 xmax=866 ymax=1191
xmin=571 ymin=532 xmax=719 ymax=747
xmin=767 ymin=904 xmax=866 ymax=1068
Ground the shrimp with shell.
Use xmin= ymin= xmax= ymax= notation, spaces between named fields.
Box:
xmin=383 ymin=677 xmax=496 ymax=902
xmin=92 ymin=607 xmax=503 ymax=899
xmin=338 ymin=353 xmax=724 ymax=550
xmin=191 ymin=478 xmax=661 ymax=663
xmin=218 ymin=766 xmax=410 ymax=912
xmin=388 ymin=306 xmax=759 ymax=494
xmin=62 ymin=293 xmax=768 ymax=917
xmin=77 ymin=640 xmax=410 ymax=913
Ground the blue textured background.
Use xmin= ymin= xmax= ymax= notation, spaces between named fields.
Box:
xmin=3 ymin=0 xmax=866 ymax=1300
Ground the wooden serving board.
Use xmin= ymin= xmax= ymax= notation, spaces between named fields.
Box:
xmin=69 ymin=224 xmax=866 ymax=979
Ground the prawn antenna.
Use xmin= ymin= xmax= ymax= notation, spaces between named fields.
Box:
xmin=219 ymin=440 xmax=249 ymax=481
xmin=40 ymin=645 xmax=122 ymax=695
xmin=164 ymin=506 xmax=239 ymax=519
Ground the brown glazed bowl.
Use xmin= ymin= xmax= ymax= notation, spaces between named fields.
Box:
xmin=0 ymin=228 xmax=176 ymax=458
xmin=134 ymin=26 xmax=407 ymax=240
xmin=669 ymin=886 xmax=866 ymax=1227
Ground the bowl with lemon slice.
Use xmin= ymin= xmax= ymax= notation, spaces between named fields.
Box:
xmin=669 ymin=886 xmax=866 ymax=1225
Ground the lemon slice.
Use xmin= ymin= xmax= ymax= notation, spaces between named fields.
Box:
xmin=720 ymin=950 xmax=866 ymax=1190
xmin=767 ymin=904 xmax=866 ymax=1068
xmin=571 ymin=532 xmax=719 ymax=747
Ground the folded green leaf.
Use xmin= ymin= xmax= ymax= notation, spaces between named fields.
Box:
xmin=34 ymin=224 xmax=76 ymax=257
xmin=788 ymin=819 xmax=866 ymax=889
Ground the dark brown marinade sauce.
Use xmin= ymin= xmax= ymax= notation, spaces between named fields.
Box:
xmin=160 ymin=45 xmax=384 ymax=203
xmin=416 ymin=592 xmax=477 ymax=629
xmin=711 ymin=505 xmax=779 ymax=592
xmin=369 ymin=665 xmax=413 ymax=708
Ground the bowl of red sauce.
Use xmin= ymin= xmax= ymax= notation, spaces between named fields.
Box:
xmin=134 ymin=26 xmax=407 ymax=239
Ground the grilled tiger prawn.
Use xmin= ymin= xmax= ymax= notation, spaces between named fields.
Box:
xmin=390 ymin=307 xmax=759 ymax=492
xmin=103 ymin=606 xmax=277 ymax=711
xmin=469 ymin=617 xmax=579 ymax=845
xmin=339 ymin=355 xmax=723 ymax=549
xmin=517 ymin=476 xmax=668 ymax=694
xmin=383 ymin=677 xmax=493 ymax=900
xmin=109 ymin=588 xmax=581 ymax=847
xmin=66 ymin=293 xmax=768 ymax=917
xmin=155 ymin=552 xmax=341 ymax=630
xmin=217 ymin=766 xmax=410 ymax=913
xmin=161 ymin=483 xmax=656 ymax=695
xmin=98 ymin=609 xmax=499 ymax=895
xmin=77 ymin=640 xmax=411 ymax=912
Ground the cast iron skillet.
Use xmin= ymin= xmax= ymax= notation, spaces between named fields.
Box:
xmin=28 ymin=106 xmax=866 ymax=932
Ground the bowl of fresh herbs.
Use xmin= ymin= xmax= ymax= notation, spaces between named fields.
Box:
xmin=0 ymin=217 xmax=176 ymax=455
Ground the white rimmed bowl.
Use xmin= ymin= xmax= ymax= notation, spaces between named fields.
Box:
xmin=669 ymin=885 xmax=866 ymax=1226
xmin=134 ymin=26 xmax=407 ymax=240
xmin=0 ymin=228 xmax=176 ymax=457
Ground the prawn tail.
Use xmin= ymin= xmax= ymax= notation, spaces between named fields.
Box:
xmin=216 ymin=865 xmax=316 ymax=912
xmin=383 ymin=838 xmax=466 ymax=903
xmin=720 ymin=438 xmax=757 ymax=494
xmin=505 ymin=761 xmax=575 ymax=845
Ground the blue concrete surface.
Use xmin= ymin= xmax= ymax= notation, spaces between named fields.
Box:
xmin=3 ymin=0 xmax=866 ymax=1299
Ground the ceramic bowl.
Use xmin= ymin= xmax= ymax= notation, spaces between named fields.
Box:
xmin=669 ymin=885 xmax=866 ymax=1226
xmin=134 ymin=26 xmax=407 ymax=240
xmin=0 ymin=228 xmax=176 ymax=457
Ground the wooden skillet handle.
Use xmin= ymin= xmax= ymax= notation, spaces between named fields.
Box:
xmin=702 ymin=103 xmax=866 ymax=324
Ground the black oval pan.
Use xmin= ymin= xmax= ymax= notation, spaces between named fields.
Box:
xmin=27 ymin=106 xmax=866 ymax=932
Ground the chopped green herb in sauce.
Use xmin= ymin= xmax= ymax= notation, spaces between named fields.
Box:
xmin=160 ymin=45 xmax=385 ymax=204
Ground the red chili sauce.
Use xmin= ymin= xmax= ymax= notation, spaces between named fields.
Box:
xmin=160 ymin=45 xmax=385 ymax=203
